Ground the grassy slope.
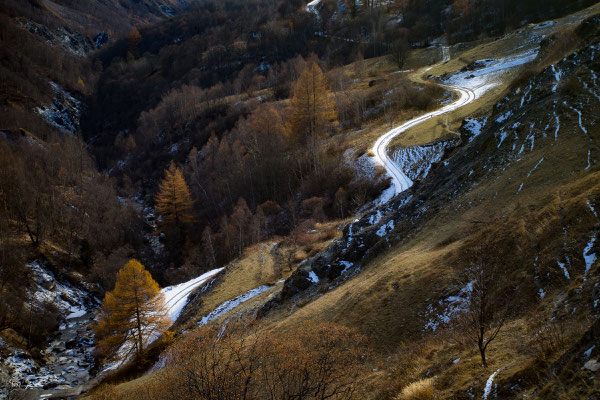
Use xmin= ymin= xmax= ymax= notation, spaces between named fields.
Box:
xmin=256 ymin=5 xmax=600 ymax=398
xmin=386 ymin=2 xmax=600 ymax=150
xmin=109 ymin=4 xmax=600 ymax=399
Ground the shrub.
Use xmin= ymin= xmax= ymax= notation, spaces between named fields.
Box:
xmin=153 ymin=321 xmax=371 ymax=400
xmin=397 ymin=378 xmax=436 ymax=400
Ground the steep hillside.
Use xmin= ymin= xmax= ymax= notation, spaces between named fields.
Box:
xmin=258 ymin=14 xmax=600 ymax=399
xmin=100 ymin=7 xmax=600 ymax=400
xmin=3 ymin=1 xmax=600 ymax=399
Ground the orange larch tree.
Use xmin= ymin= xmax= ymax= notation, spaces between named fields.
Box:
xmin=286 ymin=62 xmax=338 ymax=176
xmin=95 ymin=259 xmax=171 ymax=362
xmin=154 ymin=162 xmax=195 ymax=237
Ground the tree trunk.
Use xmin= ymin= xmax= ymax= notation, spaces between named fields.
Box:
xmin=479 ymin=345 xmax=487 ymax=368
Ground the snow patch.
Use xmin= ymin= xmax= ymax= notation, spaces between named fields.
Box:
xmin=588 ymin=200 xmax=598 ymax=218
xmin=584 ymin=345 xmax=596 ymax=358
xmin=305 ymin=0 xmax=321 ymax=13
xmin=483 ymin=368 xmax=502 ymax=399
xmin=424 ymin=281 xmax=473 ymax=332
xmin=585 ymin=149 xmax=591 ymax=170
xmin=391 ymin=141 xmax=455 ymax=182
xmin=339 ymin=261 xmax=354 ymax=275
xmin=162 ymin=268 xmax=224 ymax=322
xmin=551 ymin=64 xmax=562 ymax=92
xmin=35 ymin=82 xmax=82 ymax=134
xmin=444 ymin=51 xmax=538 ymax=98
xmin=463 ymin=117 xmax=487 ymax=142
xmin=495 ymin=111 xmax=513 ymax=124
xmin=584 ymin=233 xmax=597 ymax=273
xmin=497 ymin=131 xmax=508 ymax=148
xmin=557 ymin=260 xmax=571 ymax=279
xmin=553 ymin=110 xmax=560 ymax=141
xmin=198 ymin=283 xmax=276 ymax=326
xmin=376 ymin=220 xmax=395 ymax=237
xmin=527 ymin=157 xmax=544 ymax=177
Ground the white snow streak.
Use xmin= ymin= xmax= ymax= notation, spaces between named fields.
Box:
xmin=483 ymin=368 xmax=502 ymax=399
xmin=527 ymin=157 xmax=544 ymax=177
xmin=551 ymin=65 xmax=562 ymax=92
xmin=553 ymin=109 xmax=560 ymax=141
xmin=198 ymin=283 xmax=277 ymax=326
xmin=588 ymin=200 xmax=598 ymax=218
xmin=162 ymin=268 xmax=224 ymax=322
xmin=516 ymin=183 xmax=524 ymax=194
xmin=557 ymin=260 xmax=571 ymax=279
xmin=584 ymin=233 xmax=597 ymax=273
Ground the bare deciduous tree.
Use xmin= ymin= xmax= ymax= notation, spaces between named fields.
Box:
xmin=455 ymin=249 xmax=511 ymax=367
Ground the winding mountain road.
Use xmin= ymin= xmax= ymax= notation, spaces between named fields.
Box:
xmin=372 ymin=83 xmax=476 ymax=195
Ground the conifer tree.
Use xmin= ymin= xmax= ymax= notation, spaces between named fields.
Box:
xmin=287 ymin=62 xmax=338 ymax=144
xmin=95 ymin=259 xmax=171 ymax=361
xmin=155 ymin=163 xmax=195 ymax=235
xmin=127 ymin=27 xmax=142 ymax=59
xmin=287 ymin=62 xmax=337 ymax=176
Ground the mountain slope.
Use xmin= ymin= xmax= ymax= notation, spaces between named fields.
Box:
xmin=116 ymin=8 xmax=600 ymax=400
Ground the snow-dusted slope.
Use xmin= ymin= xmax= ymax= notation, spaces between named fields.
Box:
xmin=372 ymin=85 xmax=476 ymax=200
xmin=197 ymin=282 xmax=279 ymax=327
xmin=101 ymin=268 xmax=224 ymax=373
xmin=161 ymin=267 xmax=224 ymax=322
xmin=373 ymin=49 xmax=539 ymax=201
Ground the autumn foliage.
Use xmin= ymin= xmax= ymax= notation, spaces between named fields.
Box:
xmin=154 ymin=162 xmax=195 ymax=261
xmin=155 ymin=163 xmax=195 ymax=232
xmin=95 ymin=259 xmax=171 ymax=362
xmin=134 ymin=321 xmax=372 ymax=400
xmin=287 ymin=62 xmax=338 ymax=144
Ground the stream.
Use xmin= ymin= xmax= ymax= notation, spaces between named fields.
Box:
xmin=8 ymin=309 xmax=98 ymax=399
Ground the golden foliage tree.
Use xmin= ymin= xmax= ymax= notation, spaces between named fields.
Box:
xmin=155 ymin=163 xmax=194 ymax=235
xmin=287 ymin=62 xmax=338 ymax=177
xmin=287 ymin=62 xmax=338 ymax=144
xmin=95 ymin=259 xmax=171 ymax=362
xmin=128 ymin=27 xmax=142 ymax=58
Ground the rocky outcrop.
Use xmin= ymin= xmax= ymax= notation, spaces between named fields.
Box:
xmin=36 ymin=81 xmax=83 ymax=134
xmin=16 ymin=18 xmax=96 ymax=57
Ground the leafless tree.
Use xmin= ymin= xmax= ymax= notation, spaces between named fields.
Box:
xmin=455 ymin=249 xmax=512 ymax=367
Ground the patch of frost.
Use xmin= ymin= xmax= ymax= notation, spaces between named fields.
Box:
xmin=376 ymin=220 xmax=395 ymax=237
xmin=557 ymin=260 xmax=571 ymax=279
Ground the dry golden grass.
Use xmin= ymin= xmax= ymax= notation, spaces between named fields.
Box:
xmin=397 ymin=378 xmax=436 ymax=400
xmin=181 ymin=220 xmax=343 ymax=329
xmin=185 ymin=242 xmax=283 ymax=324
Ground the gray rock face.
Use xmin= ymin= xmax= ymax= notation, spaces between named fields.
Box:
xmin=17 ymin=18 xmax=96 ymax=57
xmin=36 ymin=81 xmax=84 ymax=134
